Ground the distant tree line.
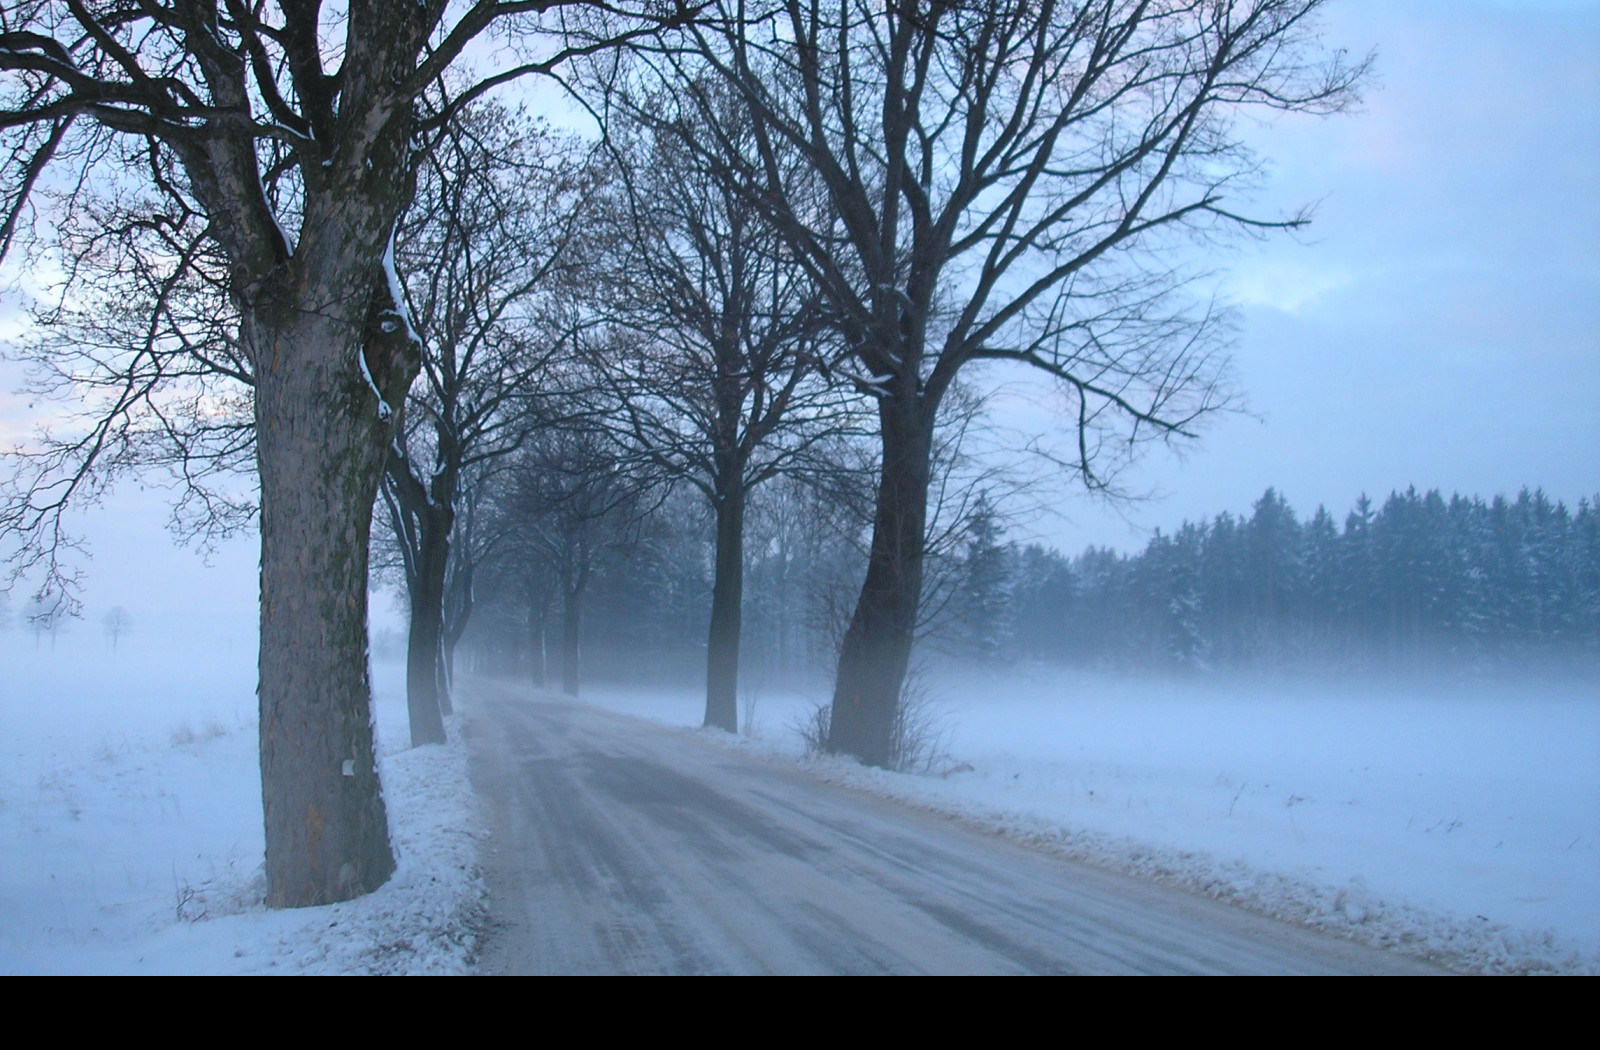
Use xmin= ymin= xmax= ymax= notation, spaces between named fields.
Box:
xmin=450 ymin=481 xmax=1600 ymax=686
xmin=447 ymin=470 xmax=875 ymax=693
xmin=1000 ymin=487 xmax=1600 ymax=672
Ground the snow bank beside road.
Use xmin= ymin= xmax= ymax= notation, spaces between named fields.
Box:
xmin=0 ymin=627 xmax=486 ymax=975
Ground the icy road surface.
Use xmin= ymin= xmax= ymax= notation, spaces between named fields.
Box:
xmin=467 ymin=685 xmax=1441 ymax=975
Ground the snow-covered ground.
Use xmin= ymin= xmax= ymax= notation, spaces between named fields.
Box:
xmin=0 ymin=618 xmax=486 ymax=975
xmin=4 ymin=611 xmax=1595 ymax=974
xmin=585 ymin=664 xmax=1600 ymax=975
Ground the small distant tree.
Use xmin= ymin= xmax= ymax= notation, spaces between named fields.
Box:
xmin=587 ymin=96 xmax=861 ymax=732
xmin=741 ymin=465 xmax=874 ymax=686
xmin=496 ymin=426 xmax=644 ymax=697
xmin=102 ymin=605 xmax=132 ymax=652
xmin=25 ymin=593 xmax=65 ymax=648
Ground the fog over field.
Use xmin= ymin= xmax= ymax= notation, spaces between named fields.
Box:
xmin=3 ymin=616 xmax=1595 ymax=973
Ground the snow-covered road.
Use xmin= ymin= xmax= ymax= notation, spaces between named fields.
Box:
xmin=467 ymin=683 xmax=1441 ymax=975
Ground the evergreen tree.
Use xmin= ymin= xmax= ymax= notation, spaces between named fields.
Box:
xmin=951 ymin=494 xmax=1014 ymax=663
xmin=1303 ymin=505 xmax=1341 ymax=656
xmin=1009 ymin=545 xmax=1074 ymax=663
xmin=1200 ymin=512 xmax=1247 ymax=666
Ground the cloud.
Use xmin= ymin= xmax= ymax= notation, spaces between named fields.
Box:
xmin=1225 ymin=261 xmax=1359 ymax=315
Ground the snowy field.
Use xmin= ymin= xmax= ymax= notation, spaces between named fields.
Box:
xmin=3 ymin=612 xmax=1596 ymax=974
xmin=0 ymin=619 xmax=485 ymax=975
xmin=585 ymin=664 xmax=1600 ymax=975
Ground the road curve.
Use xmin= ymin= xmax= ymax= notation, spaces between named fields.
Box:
xmin=466 ymin=682 xmax=1441 ymax=975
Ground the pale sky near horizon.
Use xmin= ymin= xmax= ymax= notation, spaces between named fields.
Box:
xmin=0 ymin=0 xmax=1595 ymax=624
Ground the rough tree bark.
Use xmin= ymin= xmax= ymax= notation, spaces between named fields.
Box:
xmin=216 ymin=39 xmax=424 ymax=910
xmin=252 ymin=265 xmax=418 ymax=905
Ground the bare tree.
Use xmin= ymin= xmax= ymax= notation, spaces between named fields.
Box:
xmin=102 ymin=603 xmax=131 ymax=650
xmin=0 ymin=2 xmax=696 ymax=907
xmin=623 ymin=0 xmax=1367 ymax=766
xmin=498 ymin=423 xmax=644 ymax=697
xmin=25 ymin=591 xmax=65 ymax=647
xmin=585 ymin=95 xmax=864 ymax=732
xmin=381 ymin=103 xmax=603 ymax=746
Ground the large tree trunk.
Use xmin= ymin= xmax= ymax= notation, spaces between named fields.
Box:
xmin=828 ymin=398 xmax=934 ymax=768
xmin=703 ymin=481 xmax=746 ymax=732
xmin=254 ymin=303 xmax=409 ymax=907
xmin=382 ymin=450 xmax=450 ymax=744
xmin=404 ymin=501 xmax=452 ymax=745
